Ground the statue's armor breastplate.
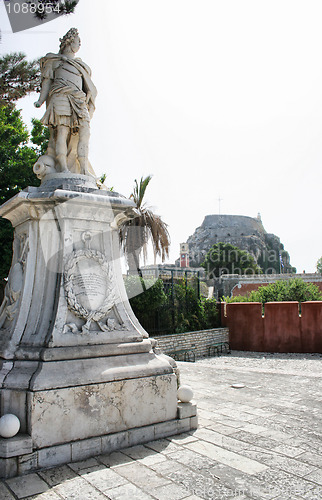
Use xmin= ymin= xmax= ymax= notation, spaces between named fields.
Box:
xmin=55 ymin=61 xmax=83 ymax=91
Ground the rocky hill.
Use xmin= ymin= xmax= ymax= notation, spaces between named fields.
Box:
xmin=178 ymin=214 xmax=294 ymax=274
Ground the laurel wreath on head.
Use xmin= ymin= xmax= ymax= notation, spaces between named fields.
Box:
xmin=64 ymin=249 xmax=115 ymax=322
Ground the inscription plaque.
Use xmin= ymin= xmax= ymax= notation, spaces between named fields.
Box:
xmin=64 ymin=250 xmax=115 ymax=323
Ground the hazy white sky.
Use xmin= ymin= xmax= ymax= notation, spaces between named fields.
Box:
xmin=1 ymin=0 xmax=321 ymax=272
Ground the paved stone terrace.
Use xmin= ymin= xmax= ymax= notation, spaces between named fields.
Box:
xmin=0 ymin=351 xmax=321 ymax=499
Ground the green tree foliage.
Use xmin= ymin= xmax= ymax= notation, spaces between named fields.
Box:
xmin=202 ymin=242 xmax=262 ymax=278
xmin=125 ymin=276 xmax=220 ymax=334
xmin=0 ymin=105 xmax=41 ymax=280
xmin=30 ymin=118 xmax=50 ymax=155
xmin=0 ymin=106 xmax=40 ymax=203
xmin=0 ymin=53 xmax=40 ymax=107
xmin=124 ymin=276 xmax=168 ymax=320
xmin=316 ymin=257 xmax=322 ymax=274
xmin=173 ymin=282 xmax=219 ymax=333
xmin=119 ymin=176 xmax=170 ymax=274
xmin=224 ymin=278 xmax=322 ymax=304
xmin=173 ymin=280 xmax=205 ymax=333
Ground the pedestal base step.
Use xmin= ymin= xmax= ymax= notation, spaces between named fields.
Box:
xmin=0 ymin=404 xmax=197 ymax=479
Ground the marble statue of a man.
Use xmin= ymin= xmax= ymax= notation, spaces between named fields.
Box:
xmin=34 ymin=28 xmax=97 ymax=176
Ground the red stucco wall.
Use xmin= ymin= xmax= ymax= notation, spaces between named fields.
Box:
xmin=223 ymin=301 xmax=322 ymax=353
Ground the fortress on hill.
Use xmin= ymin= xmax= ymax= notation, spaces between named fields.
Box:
xmin=181 ymin=213 xmax=295 ymax=274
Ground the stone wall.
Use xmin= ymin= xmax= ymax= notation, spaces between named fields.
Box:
xmin=153 ymin=328 xmax=229 ymax=359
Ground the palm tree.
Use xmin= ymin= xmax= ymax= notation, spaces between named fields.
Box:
xmin=119 ymin=176 xmax=170 ymax=275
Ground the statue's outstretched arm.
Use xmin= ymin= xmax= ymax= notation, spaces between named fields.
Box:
xmin=34 ymin=77 xmax=51 ymax=108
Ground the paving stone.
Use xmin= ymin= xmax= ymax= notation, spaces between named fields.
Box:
xmin=198 ymin=462 xmax=249 ymax=494
xmin=97 ymin=451 xmax=134 ymax=468
xmin=185 ymin=440 xmax=267 ymax=475
xmin=268 ymin=456 xmax=318 ymax=477
xmin=243 ymin=408 xmax=278 ymax=418
xmin=194 ymin=408 xmax=213 ymax=418
xmin=271 ymin=444 xmax=305 ymax=458
xmin=300 ymin=485 xmax=322 ymax=499
xmin=297 ymin=451 xmax=322 ymax=467
xmin=67 ymin=457 xmax=102 ymax=473
xmin=0 ymin=354 xmax=321 ymax=499
xmin=106 ymin=483 xmax=155 ymax=499
xmin=38 ymin=465 xmax=78 ymax=487
xmin=145 ymin=439 xmax=182 ymax=455
xmin=180 ymin=496 xmax=204 ymax=500
xmin=54 ymin=476 xmax=107 ymax=499
xmin=196 ymin=417 xmax=213 ymax=428
xmin=192 ymin=428 xmax=249 ymax=453
xmin=81 ymin=467 xmax=128 ymax=492
xmin=211 ymin=416 xmax=254 ymax=429
xmin=156 ymin=460 xmax=186 ymax=480
xmin=138 ymin=452 xmax=168 ymax=467
xmin=213 ymin=408 xmax=256 ymax=423
xmin=0 ymin=482 xmax=16 ymax=499
xmin=272 ymin=496 xmax=303 ymax=500
xmin=168 ymin=433 xmax=199 ymax=445
xmin=242 ymin=423 xmax=270 ymax=435
xmin=120 ymin=444 xmax=156 ymax=460
xmin=149 ymin=482 xmax=191 ymax=500
xmin=252 ymin=468 xmax=315 ymax=498
xmin=159 ymin=462 xmax=235 ymax=499
xmin=304 ymin=469 xmax=322 ymax=486
xmin=237 ymin=446 xmax=284 ymax=466
xmin=229 ymin=430 xmax=279 ymax=450
xmin=206 ymin=422 xmax=242 ymax=436
xmin=167 ymin=448 xmax=218 ymax=470
xmin=5 ymin=473 xmax=49 ymax=498
xmin=28 ymin=492 xmax=63 ymax=500
xmin=259 ymin=429 xmax=295 ymax=442
xmin=115 ymin=461 xmax=171 ymax=489
xmin=283 ymin=437 xmax=322 ymax=454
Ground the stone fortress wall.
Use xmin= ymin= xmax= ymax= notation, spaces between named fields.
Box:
xmin=178 ymin=213 xmax=294 ymax=274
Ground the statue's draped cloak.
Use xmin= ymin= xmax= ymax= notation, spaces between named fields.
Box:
xmin=39 ymin=53 xmax=97 ymax=130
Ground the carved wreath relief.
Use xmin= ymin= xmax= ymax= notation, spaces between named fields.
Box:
xmin=63 ymin=233 xmax=123 ymax=334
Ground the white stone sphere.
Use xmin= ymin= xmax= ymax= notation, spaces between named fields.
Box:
xmin=177 ymin=385 xmax=193 ymax=403
xmin=0 ymin=414 xmax=20 ymax=438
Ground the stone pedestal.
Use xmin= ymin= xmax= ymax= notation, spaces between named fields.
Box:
xmin=0 ymin=175 xmax=197 ymax=478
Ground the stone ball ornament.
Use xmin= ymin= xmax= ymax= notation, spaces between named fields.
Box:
xmin=177 ymin=385 xmax=194 ymax=403
xmin=0 ymin=414 xmax=21 ymax=438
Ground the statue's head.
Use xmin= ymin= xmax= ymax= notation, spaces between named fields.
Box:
xmin=59 ymin=28 xmax=80 ymax=54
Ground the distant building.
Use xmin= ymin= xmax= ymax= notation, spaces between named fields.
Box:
xmin=140 ymin=264 xmax=204 ymax=280
xmin=214 ymin=273 xmax=322 ymax=299
xmin=179 ymin=243 xmax=189 ymax=268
